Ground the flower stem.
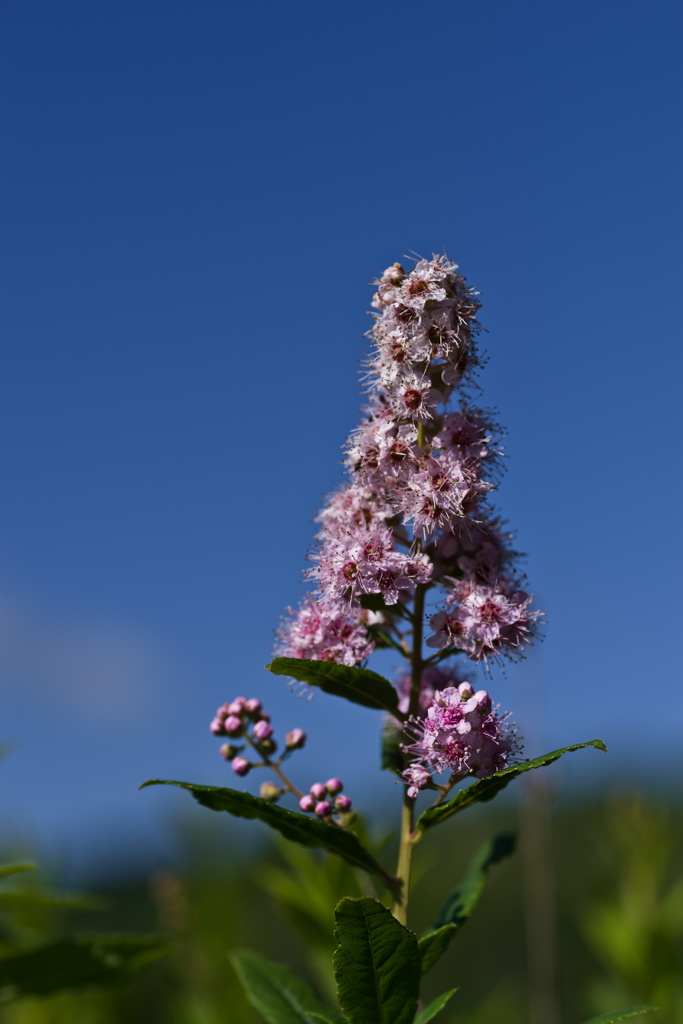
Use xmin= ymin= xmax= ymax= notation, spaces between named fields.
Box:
xmin=244 ymin=734 xmax=304 ymax=799
xmin=392 ymin=583 xmax=426 ymax=924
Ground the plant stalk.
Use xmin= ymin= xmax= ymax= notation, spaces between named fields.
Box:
xmin=392 ymin=583 xmax=426 ymax=924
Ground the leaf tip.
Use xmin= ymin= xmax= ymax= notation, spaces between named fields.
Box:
xmin=138 ymin=779 xmax=163 ymax=792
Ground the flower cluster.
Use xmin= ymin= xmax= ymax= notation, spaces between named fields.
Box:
xmin=401 ymin=682 xmax=522 ymax=796
xmin=298 ymin=778 xmax=353 ymax=824
xmin=395 ymin=664 xmax=473 ymax=717
xmin=275 ymin=253 xmax=542 ymax=672
xmin=209 ymin=698 xmax=353 ymax=826
xmin=210 ymin=696 xmax=306 ymax=778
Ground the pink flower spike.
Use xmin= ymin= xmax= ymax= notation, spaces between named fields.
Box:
xmin=253 ymin=720 xmax=273 ymax=741
xmin=285 ymin=729 xmax=306 ymax=750
xmin=224 ymin=715 xmax=244 ymax=737
xmin=325 ymin=778 xmax=343 ymax=795
xmin=299 ymin=795 xmax=316 ymax=812
xmin=231 ymin=756 xmax=250 ymax=777
xmin=315 ymin=801 xmax=332 ymax=818
xmin=310 ymin=782 xmax=327 ymax=801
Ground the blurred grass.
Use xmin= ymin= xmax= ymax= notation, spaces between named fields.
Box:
xmin=1 ymin=790 xmax=682 ymax=1024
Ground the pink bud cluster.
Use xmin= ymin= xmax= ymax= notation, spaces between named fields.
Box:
xmin=298 ymin=778 xmax=352 ymax=822
xmin=209 ymin=697 xmax=306 ymax=778
xmin=401 ymin=683 xmax=522 ymax=797
xmin=275 ymin=254 xmax=542 ymax=672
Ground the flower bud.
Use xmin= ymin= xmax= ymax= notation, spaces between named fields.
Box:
xmin=285 ymin=729 xmax=306 ymax=750
xmin=334 ymin=795 xmax=351 ymax=812
xmin=231 ymin=756 xmax=250 ymax=776
xmin=244 ymin=698 xmax=262 ymax=716
xmin=253 ymin=720 xmax=273 ymax=741
xmin=219 ymin=743 xmax=240 ymax=761
xmin=210 ymin=716 xmax=226 ymax=736
xmin=474 ymin=689 xmax=491 ymax=711
xmin=299 ymin=795 xmax=316 ymax=812
xmin=228 ymin=698 xmax=246 ymax=715
xmin=310 ymin=782 xmax=327 ymax=801
xmin=224 ymin=715 xmax=244 ymax=737
xmin=259 ymin=781 xmax=281 ymax=802
xmin=315 ymin=801 xmax=332 ymax=818
xmin=217 ymin=703 xmax=231 ymax=719
xmin=257 ymin=711 xmax=271 ymax=722
xmin=458 ymin=682 xmax=474 ymax=699
xmin=325 ymin=778 xmax=343 ymax=796
xmin=258 ymin=738 xmax=277 ymax=755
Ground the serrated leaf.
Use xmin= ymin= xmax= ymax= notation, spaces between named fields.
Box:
xmin=267 ymin=658 xmax=400 ymax=716
xmin=333 ymin=897 xmax=421 ymax=1024
xmin=418 ymin=833 xmax=515 ymax=973
xmin=230 ymin=950 xmax=345 ymax=1024
xmin=0 ymin=935 xmax=174 ymax=1001
xmin=417 ymin=926 xmax=456 ymax=976
xmin=414 ymin=988 xmax=458 ymax=1024
xmin=381 ymin=722 xmax=404 ymax=776
xmin=416 ymin=740 xmax=607 ymax=833
xmin=0 ymin=862 xmax=37 ymax=880
xmin=140 ymin=781 xmax=391 ymax=885
xmin=580 ymin=1007 xmax=658 ymax=1024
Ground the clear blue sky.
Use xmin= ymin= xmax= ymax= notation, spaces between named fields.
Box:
xmin=0 ymin=0 xmax=681 ymax=875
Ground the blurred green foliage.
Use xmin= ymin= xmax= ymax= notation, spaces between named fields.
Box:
xmin=0 ymin=792 xmax=680 ymax=1024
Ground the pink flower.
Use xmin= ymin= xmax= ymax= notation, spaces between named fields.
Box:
xmin=426 ymin=577 xmax=542 ymax=665
xmin=395 ymin=665 xmax=473 ymax=716
xmin=402 ymin=684 xmax=522 ymax=782
xmin=275 ymin=595 xmax=374 ymax=667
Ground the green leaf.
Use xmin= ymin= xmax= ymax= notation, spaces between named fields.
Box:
xmin=417 ymin=926 xmax=456 ymax=976
xmin=0 ymin=935 xmax=174 ymax=1001
xmin=140 ymin=780 xmax=391 ymax=885
xmin=418 ymin=833 xmax=515 ymax=973
xmin=333 ymin=897 xmax=421 ymax=1024
xmin=0 ymin=892 xmax=105 ymax=912
xmin=431 ymin=832 xmax=515 ymax=930
xmin=580 ymin=1007 xmax=658 ymax=1024
xmin=230 ymin=950 xmax=345 ymax=1024
xmin=266 ymin=658 xmax=400 ymax=716
xmin=381 ymin=722 xmax=404 ymax=776
xmin=414 ymin=989 xmax=458 ymax=1024
xmin=416 ymin=740 xmax=607 ymax=833
xmin=0 ymin=862 xmax=37 ymax=880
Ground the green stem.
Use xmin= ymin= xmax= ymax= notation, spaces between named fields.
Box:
xmin=244 ymin=734 xmax=304 ymax=799
xmin=392 ymin=583 xmax=426 ymax=924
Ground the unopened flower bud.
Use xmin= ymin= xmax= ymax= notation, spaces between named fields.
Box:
xmin=210 ymin=716 xmax=226 ymax=736
xmin=228 ymin=698 xmax=246 ymax=714
xmin=231 ymin=756 xmax=250 ymax=776
xmin=285 ymin=729 xmax=306 ymax=750
xmin=310 ymin=782 xmax=327 ymax=801
xmin=260 ymin=781 xmax=281 ymax=802
xmin=325 ymin=778 xmax=343 ymax=795
xmin=474 ymin=689 xmax=491 ymax=711
xmin=335 ymin=795 xmax=351 ymax=812
xmin=458 ymin=682 xmax=474 ymax=699
xmin=253 ymin=720 xmax=273 ymax=741
xmin=224 ymin=715 xmax=244 ymax=737
xmin=258 ymin=738 xmax=277 ymax=755
xmin=315 ymin=801 xmax=332 ymax=818
xmin=244 ymin=698 xmax=262 ymax=716
xmin=219 ymin=743 xmax=239 ymax=760
xmin=217 ymin=703 xmax=231 ymax=718
xmin=299 ymin=795 xmax=316 ymax=812
xmin=257 ymin=711 xmax=271 ymax=722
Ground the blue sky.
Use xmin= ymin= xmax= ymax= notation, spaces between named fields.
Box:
xmin=0 ymin=0 xmax=681 ymax=875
